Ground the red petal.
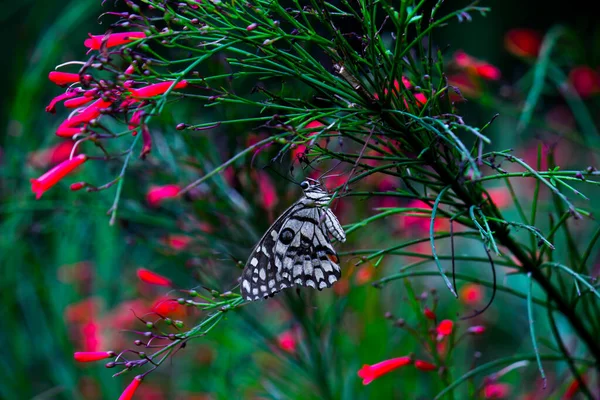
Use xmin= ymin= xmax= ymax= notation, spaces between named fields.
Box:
xmin=73 ymin=351 xmax=113 ymax=362
xmin=136 ymin=268 xmax=172 ymax=286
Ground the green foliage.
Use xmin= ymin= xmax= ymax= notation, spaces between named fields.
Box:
xmin=2 ymin=0 xmax=600 ymax=399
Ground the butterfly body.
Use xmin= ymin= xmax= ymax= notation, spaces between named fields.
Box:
xmin=241 ymin=180 xmax=346 ymax=301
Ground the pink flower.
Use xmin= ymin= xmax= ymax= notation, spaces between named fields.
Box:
xmin=505 ymin=29 xmax=542 ymax=58
xmin=82 ymin=321 xmax=101 ymax=352
xmin=162 ymin=234 xmax=192 ymax=251
xmin=119 ymin=376 xmax=143 ymax=400
xmin=357 ymin=356 xmax=412 ymax=385
xmin=146 ymin=184 xmax=181 ymax=207
xmin=467 ymin=325 xmax=486 ymax=335
xmin=136 ymin=268 xmax=172 ymax=287
xmin=30 ymin=154 xmax=88 ymax=199
xmin=277 ymin=330 xmax=297 ymax=353
xmin=257 ymin=171 xmax=278 ymax=210
xmin=74 ymin=351 xmax=114 ymax=362
xmin=483 ymin=382 xmax=511 ymax=399
xmin=436 ymin=320 xmax=454 ymax=336
xmin=84 ymin=31 xmax=146 ymax=50
xmin=292 ymin=120 xmax=325 ymax=160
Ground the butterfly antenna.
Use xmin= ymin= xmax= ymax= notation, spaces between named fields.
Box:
xmin=317 ymin=160 xmax=343 ymax=181
xmin=263 ymin=164 xmax=301 ymax=186
xmin=341 ymin=127 xmax=374 ymax=195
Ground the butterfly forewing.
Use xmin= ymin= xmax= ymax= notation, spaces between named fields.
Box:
xmin=241 ymin=182 xmax=345 ymax=301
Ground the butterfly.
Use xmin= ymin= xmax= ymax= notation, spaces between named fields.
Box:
xmin=241 ymin=178 xmax=346 ymax=301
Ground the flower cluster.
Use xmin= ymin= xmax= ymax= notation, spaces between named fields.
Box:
xmin=357 ymin=289 xmax=504 ymax=397
xmin=32 ymin=22 xmax=190 ymax=201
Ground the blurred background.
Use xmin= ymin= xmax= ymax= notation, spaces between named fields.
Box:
xmin=1 ymin=0 xmax=599 ymax=399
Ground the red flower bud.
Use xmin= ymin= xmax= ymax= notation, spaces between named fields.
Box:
xmin=146 ymin=184 xmax=181 ymax=207
xmin=247 ymin=23 xmax=258 ymax=31
xmin=49 ymin=71 xmax=80 ymax=86
xmin=128 ymin=80 xmax=188 ymax=99
xmin=119 ymin=376 xmax=143 ymax=400
xmin=136 ymin=268 xmax=172 ymax=286
xmin=70 ymin=182 xmax=86 ymax=191
xmin=84 ymin=32 xmax=146 ymax=50
xmin=423 ymin=307 xmax=436 ymax=320
xmin=436 ymin=319 xmax=454 ymax=336
xmin=357 ymin=356 xmax=412 ymax=385
xmin=30 ymin=154 xmax=88 ymax=199
xmin=74 ymin=351 xmax=114 ymax=362
xmin=414 ymin=360 xmax=437 ymax=371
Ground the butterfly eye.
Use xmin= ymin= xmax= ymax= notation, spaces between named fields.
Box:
xmin=300 ymin=181 xmax=310 ymax=190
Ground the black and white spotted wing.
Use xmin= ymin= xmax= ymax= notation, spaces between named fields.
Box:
xmin=241 ymin=179 xmax=346 ymax=301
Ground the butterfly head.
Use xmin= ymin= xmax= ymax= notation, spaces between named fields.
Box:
xmin=300 ymin=178 xmax=331 ymax=206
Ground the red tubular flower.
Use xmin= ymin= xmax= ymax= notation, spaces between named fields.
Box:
xmin=475 ymin=64 xmax=501 ymax=80
xmin=291 ymin=120 xmax=325 ymax=160
xmin=357 ymin=356 xmax=412 ymax=385
xmin=64 ymin=96 xmax=94 ymax=108
xmin=414 ymin=360 xmax=437 ymax=371
xmin=568 ymin=66 xmax=600 ymax=98
xmin=128 ymin=108 xmax=145 ymax=135
xmin=467 ymin=325 xmax=486 ymax=335
xmin=140 ymin=124 xmax=152 ymax=159
xmin=152 ymin=297 xmax=185 ymax=318
xmin=45 ymin=90 xmax=81 ymax=113
xmin=136 ymin=268 xmax=172 ymax=286
xmin=436 ymin=320 xmax=454 ymax=336
xmin=84 ymin=31 xmax=146 ymax=50
xmin=69 ymin=98 xmax=113 ymax=125
xmin=277 ymin=330 xmax=297 ymax=353
xmin=30 ymin=154 xmax=88 ymax=199
xmin=453 ymin=50 xmax=501 ymax=81
xmin=423 ymin=307 xmax=436 ymax=320
xmin=128 ymin=80 xmax=188 ymax=99
xmin=56 ymin=123 xmax=83 ymax=138
xmin=119 ymin=376 xmax=143 ymax=400
xmin=483 ymin=382 xmax=511 ymax=399
xmin=49 ymin=71 xmax=80 ymax=86
xmin=257 ymin=171 xmax=278 ymax=210
xmin=505 ymin=29 xmax=542 ymax=58
xmin=162 ymin=234 xmax=192 ymax=251
xmin=563 ymin=376 xmax=586 ymax=399
xmin=146 ymin=184 xmax=181 ymax=207
xmin=56 ymin=99 xmax=113 ymax=137
xmin=74 ymin=351 xmax=114 ymax=362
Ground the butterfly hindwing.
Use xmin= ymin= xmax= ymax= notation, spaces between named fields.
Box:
xmin=241 ymin=203 xmax=342 ymax=301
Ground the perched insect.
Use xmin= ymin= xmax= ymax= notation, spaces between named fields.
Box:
xmin=240 ymin=178 xmax=346 ymax=301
